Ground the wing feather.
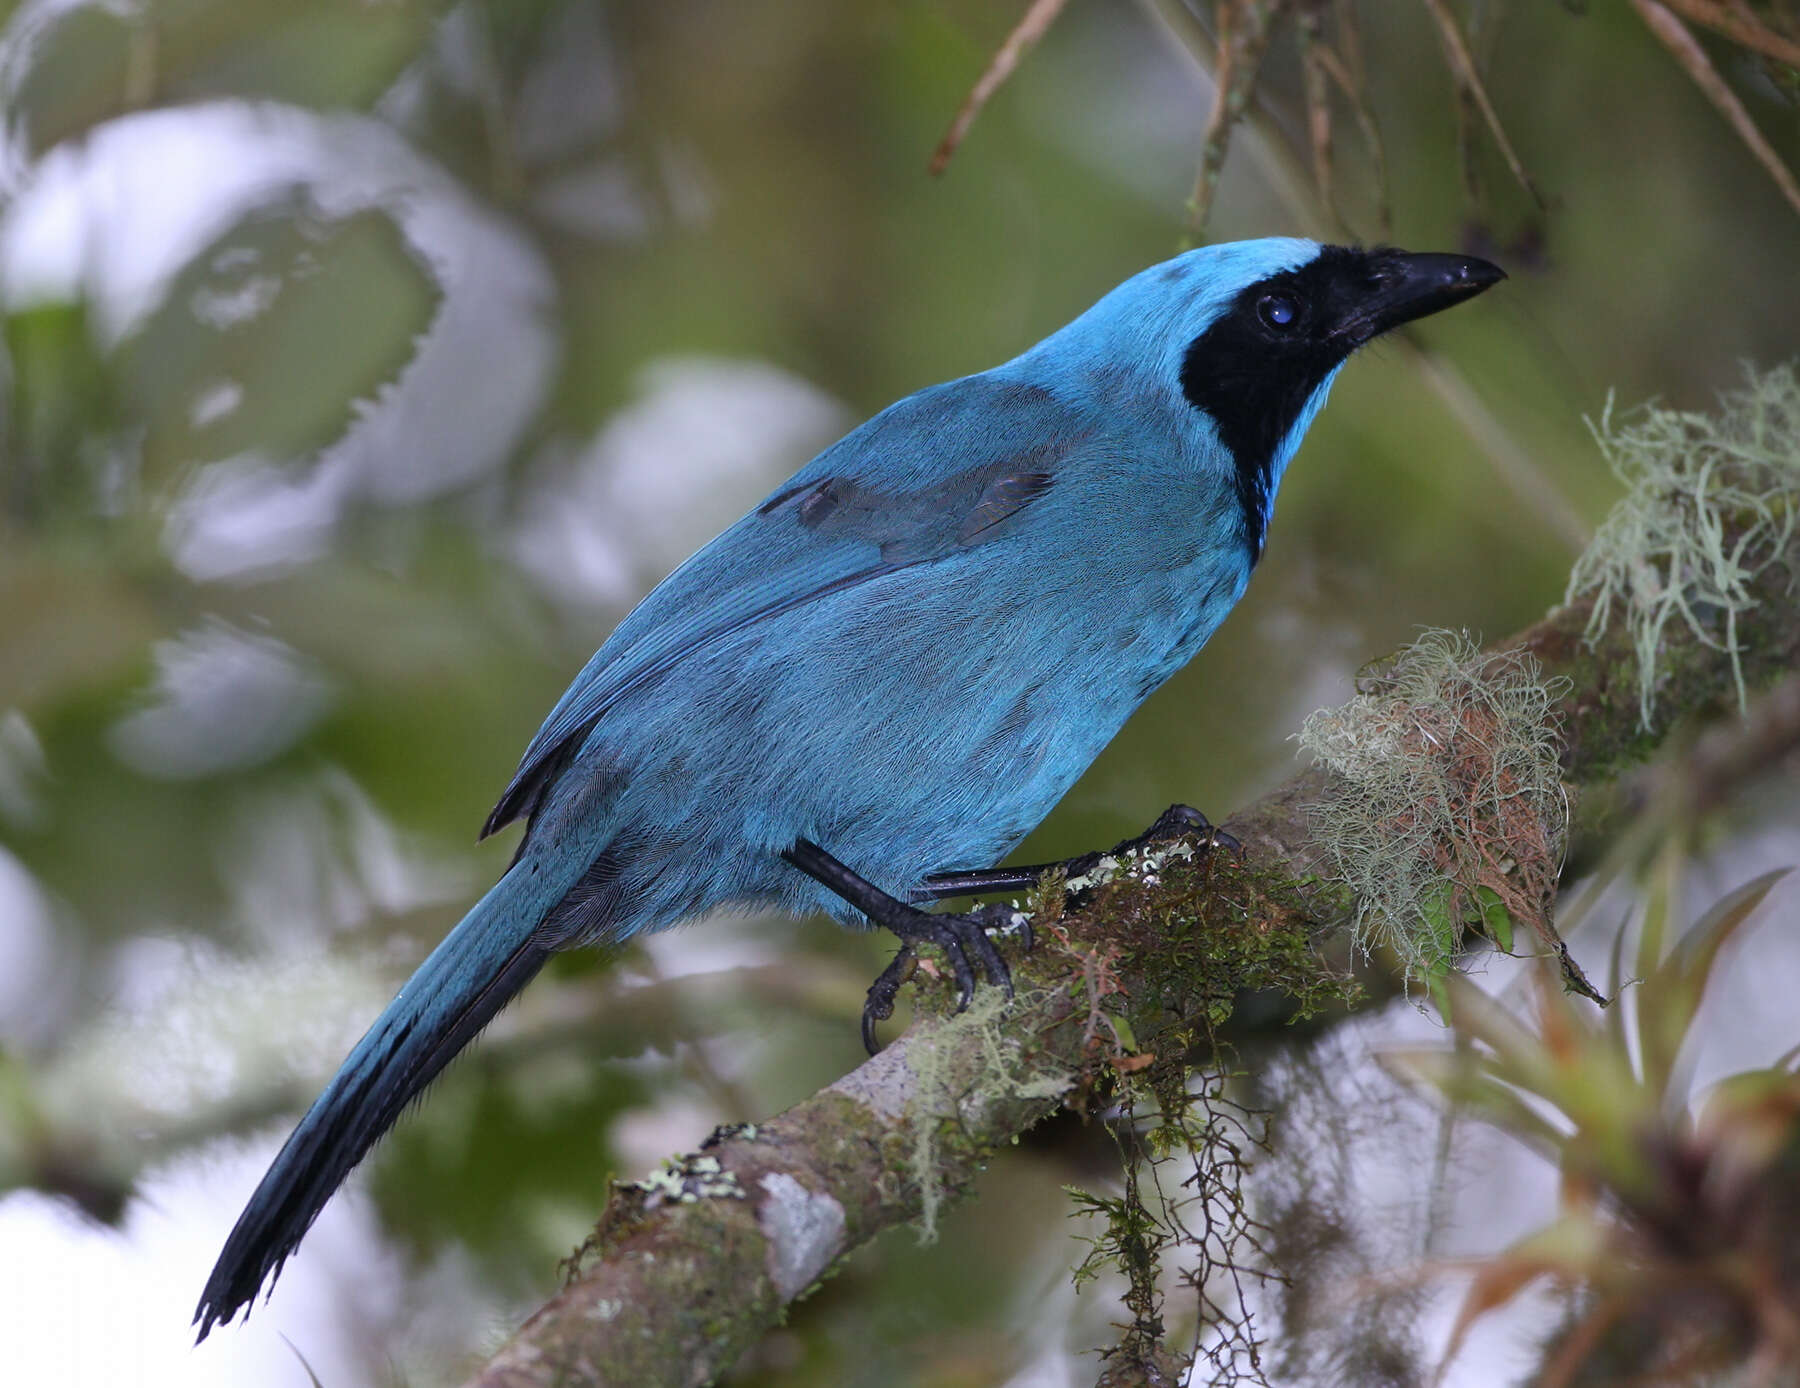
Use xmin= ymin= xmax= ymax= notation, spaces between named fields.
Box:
xmin=482 ymin=375 xmax=1077 ymax=837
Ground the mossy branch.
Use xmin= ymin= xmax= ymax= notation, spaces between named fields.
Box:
xmin=467 ymin=558 xmax=1800 ymax=1387
xmin=469 ymin=381 xmax=1800 ymax=1387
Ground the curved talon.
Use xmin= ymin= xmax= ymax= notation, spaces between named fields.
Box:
xmin=973 ymin=901 xmax=1032 ymax=955
xmin=1125 ymin=803 xmax=1247 ymax=862
xmin=860 ymin=1000 xmax=886 ymax=1056
xmin=1155 ymin=804 xmax=1212 ymax=834
xmin=959 ymin=918 xmax=1012 ymax=998
xmin=929 ymin=919 xmax=979 ymax=1011
xmin=862 ymin=945 xmax=917 ymax=1054
xmin=860 ymin=910 xmax=1019 ymax=1050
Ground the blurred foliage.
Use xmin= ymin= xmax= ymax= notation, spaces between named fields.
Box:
xmin=1386 ymin=857 xmax=1800 ymax=1386
xmin=0 ymin=0 xmax=1794 ymax=1384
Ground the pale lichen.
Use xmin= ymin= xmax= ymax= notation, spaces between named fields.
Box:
xmin=756 ymin=1172 xmax=846 ymax=1300
xmin=626 ymin=1152 xmax=746 ymax=1207
xmin=1062 ymin=839 xmax=1203 ymax=896
xmin=1566 ymin=362 xmax=1800 ymax=728
xmin=901 ymin=984 xmax=1072 ymax=1240
xmin=1297 ymin=629 xmax=1570 ymax=981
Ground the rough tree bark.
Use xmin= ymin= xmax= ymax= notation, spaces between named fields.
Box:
xmin=467 ymin=547 xmax=1800 ymax=1388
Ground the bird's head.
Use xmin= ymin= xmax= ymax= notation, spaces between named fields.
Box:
xmin=1020 ymin=237 xmax=1504 ymax=556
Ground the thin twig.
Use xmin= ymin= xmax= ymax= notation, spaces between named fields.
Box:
xmin=1418 ymin=0 xmax=1546 ymax=208
xmin=1401 ymin=342 xmax=1593 ymax=557
xmin=1631 ymin=0 xmax=1800 ymax=220
xmin=929 ymin=0 xmax=1072 ymax=175
xmin=1297 ymin=8 xmax=1343 ymax=234
xmin=1310 ymin=40 xmax=1392 ymax=238
xmin=1660 ymin=0 xmax=1800 ymax=69
xmin=1189 ymin=0 xmax=1289 ymax=238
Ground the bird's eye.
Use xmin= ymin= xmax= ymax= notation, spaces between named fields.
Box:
xmin=1257 ymin=294 xmax=1300 ymax=330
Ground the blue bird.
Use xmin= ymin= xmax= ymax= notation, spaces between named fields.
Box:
xmin=194 ymin=237 xmax=1501 ymax=1336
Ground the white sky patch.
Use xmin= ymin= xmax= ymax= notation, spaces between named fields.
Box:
xmin=0 ymin=1148 xmax=402 ymax=1388
xmin=161 ymin=450 xmax=346 ymax=582
xmin=510 ymin=357 xmax=848 ymax=610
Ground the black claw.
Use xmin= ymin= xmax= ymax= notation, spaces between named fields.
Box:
xmin=968 ymin=926 xmax=1012 ymax=995
xmin=1101 ymin=803 xmax=1241 ymax=865
xmin=941 ymin=930 xmax=978 ymax=1012
xmin=974 ymin=901 xmax=1033 ymax=955
xmin=862 ymin=946 xmax=916 ymax=1054
xmin=1133 ymin=803 xmax=1210 ymax=849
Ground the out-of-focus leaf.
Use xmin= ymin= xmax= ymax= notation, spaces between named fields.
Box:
xmin=3 ymin=5 xmax=137 ymax=160
xmin=10 ymin=668 xmax=240 ymax=941
xmin=0 ymin=542 xmax=161 ymax=713
xmin=117 ymin=199 xmax=439 ymax=484
xmin=1642 ymin=867 xmax=1791 ymax=1113
xmin=1435 ymin=969 xmax=1556 ymax=1090
xmin=1696 ymin=1067 xmax=1800 ymax=1172
xmin=1426 ymin=960 xmax=1454 ymax=1023
xmin=1380 ymin=1045 xmax=1571 ymax=1154
xmin=1475 ymin=884 xmax=1514 ymax=953
xmin=7 ymin=0 xmax=445 ymax=159
xmin=2 ymin=301 xmax=127 ymax=525
xmin=1434 ymin=1215 xmax=1610 ymax=1377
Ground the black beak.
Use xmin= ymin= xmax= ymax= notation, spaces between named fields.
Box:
xmin=1342 ymin=251 xmax=1506 ymax=345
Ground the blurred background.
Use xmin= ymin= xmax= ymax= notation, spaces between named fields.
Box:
xmin=0 ymin=1 xmax=1796 ymax=1384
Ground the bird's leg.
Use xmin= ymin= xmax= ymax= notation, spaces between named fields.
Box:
xmin=915 ymin=803 xmax=1240 ymax=903
xmin=782 ymin=838 xmax=1014 ymax=1054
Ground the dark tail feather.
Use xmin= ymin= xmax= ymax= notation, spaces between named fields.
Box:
xmin=194 ymin=884 xmax=549 ymax=1340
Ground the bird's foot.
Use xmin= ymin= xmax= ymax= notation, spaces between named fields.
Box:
xmin=861 ymin=903 xmax=1019 ymax=1055
xmin=916 ymin=805 xmax=1240 ymax=905
xmin=1059 ymin=803 xmax=1240 ymax=887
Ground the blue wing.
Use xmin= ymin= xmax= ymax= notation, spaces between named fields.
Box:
xmin=482 ymin=374 xmax=1076 ymax=838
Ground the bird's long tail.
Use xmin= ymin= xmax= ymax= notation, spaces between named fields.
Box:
xmin=193 ymin=867 xmax=551 ymax=1340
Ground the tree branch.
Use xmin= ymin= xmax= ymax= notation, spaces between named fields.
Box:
xmin=468 ymin=543 xmax=1800 ymax=1388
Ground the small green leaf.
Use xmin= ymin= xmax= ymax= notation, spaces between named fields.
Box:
xmin=1419 ymin=879 xmax=1460 ymax=972
xmin=1426 ymin=962 xmax=1453 ymax=1024
xmin=1476 ymin=885 xmax=1514 ymax=953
